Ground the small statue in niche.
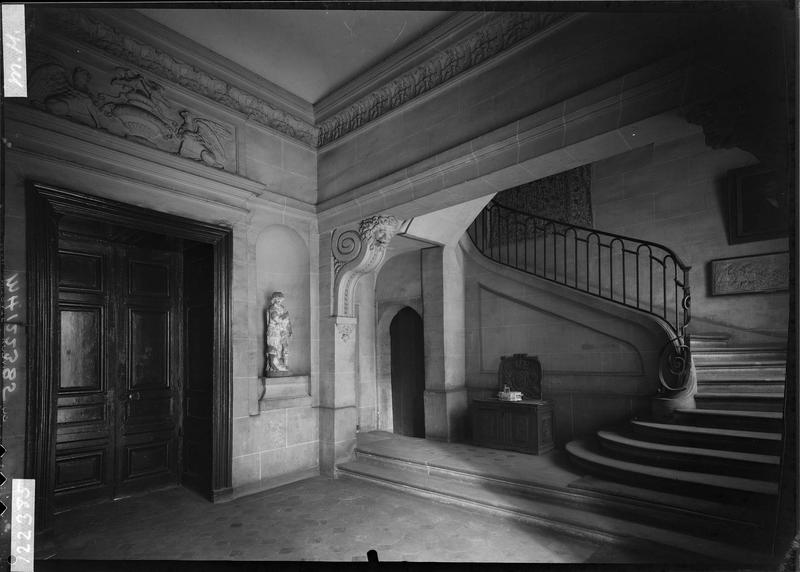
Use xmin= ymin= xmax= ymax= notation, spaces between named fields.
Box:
xmin=265 ymin=291 xmax=292 ymax=376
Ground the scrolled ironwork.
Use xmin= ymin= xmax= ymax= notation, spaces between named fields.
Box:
xmin=658 ymin=337 xmax=692 ymax=392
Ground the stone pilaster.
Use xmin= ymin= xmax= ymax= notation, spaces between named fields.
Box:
xmin=421 ymin=244 xmax=468 ymax=441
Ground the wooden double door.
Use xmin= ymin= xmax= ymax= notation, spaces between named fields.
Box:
xmin=54 ymin=230 xmax=190 ymax=510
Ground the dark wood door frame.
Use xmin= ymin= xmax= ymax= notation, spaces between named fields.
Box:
xmin=26 ymin=182 xmax=233 ymax=538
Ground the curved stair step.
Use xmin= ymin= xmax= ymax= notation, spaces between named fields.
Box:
xmin=674 ymin=408 xmax=783 ymax=431
xmin=630 ymin=420 xmax=782 ymax=454
xmin=692 ymin=348 xmax=786 ymax=367
xmin=689 ymin=334 xmax=731 ymax=350
xmin=696 ymin=381 xmax=785 ymax=394
xmin=597 ymin=429 xmax=780 ymax=479
xmin=695 ymin=393 xmax=784 ymax=412
xmin=566 ymin=439 xmax=779 ymax=496
xmin=695 ymin=366 xmax=786 ymax=382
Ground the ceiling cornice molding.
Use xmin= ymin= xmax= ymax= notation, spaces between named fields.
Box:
xmin=31 ymin=8 xmax=572 ymax=150
xmin=314 ymin=11 xmax=570 ymax=148
xmin=37 ymin=8 xmax=320 ymax=147
xmin=314 ymin=12 xmax=486 ymax=121
xmin=100 ymin=9 xmax=314 ymax=121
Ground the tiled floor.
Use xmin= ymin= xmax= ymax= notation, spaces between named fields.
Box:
xmin=46 ymin=474 xmax=678 ymax=565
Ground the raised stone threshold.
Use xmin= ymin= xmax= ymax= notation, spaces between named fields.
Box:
xmin=259 ymin=375 xmax=312 ymax=411
xmin=336 ymin=432 xmax=776 ymax=565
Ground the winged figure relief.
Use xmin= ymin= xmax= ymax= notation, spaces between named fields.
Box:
xmin=175 ymin=110 xmax=233 ymax=169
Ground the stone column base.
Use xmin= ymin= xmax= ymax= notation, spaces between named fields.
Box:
xmin=424 ymin=387 xmax=468 ymax=442
xmin=318 ymin=405 xmax=358 ymax=476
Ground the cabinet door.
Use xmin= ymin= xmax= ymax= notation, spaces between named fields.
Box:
xmin=473 ymin=405 xmax=503 ymax=447
xmin=506 ymin=407 xmax=535 ymax=453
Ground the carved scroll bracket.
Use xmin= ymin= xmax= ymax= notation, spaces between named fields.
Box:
xmin=335 ymin=317 xmax=357 ymax=344
xmin=331 ymin=215 xmax=403 ymax=318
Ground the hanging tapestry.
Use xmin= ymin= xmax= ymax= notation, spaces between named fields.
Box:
xmin=493 ymin=164 xmax=593 ymax=226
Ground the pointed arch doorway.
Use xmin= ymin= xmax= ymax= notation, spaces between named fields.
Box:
xmin=389 ymin=307 xmax=426 ymax=437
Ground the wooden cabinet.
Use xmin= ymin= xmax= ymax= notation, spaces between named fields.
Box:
xmin=471 ymin=398 xmax=554 ymax=455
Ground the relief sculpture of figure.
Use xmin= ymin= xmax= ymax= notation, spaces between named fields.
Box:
xmin=265 ymin=292 xmax=292 ymax=376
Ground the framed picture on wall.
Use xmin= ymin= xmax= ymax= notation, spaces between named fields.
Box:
xmin=727 ymin=165 xmax=788 ymax=244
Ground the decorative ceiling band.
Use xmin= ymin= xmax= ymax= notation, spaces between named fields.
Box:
xmin=37 ymin=10 xmax=567 ymax=149
xmin=314 ymin=12 xmax=568 ymax=148
xmin=40 ymin=9 xmax=319 ymax=147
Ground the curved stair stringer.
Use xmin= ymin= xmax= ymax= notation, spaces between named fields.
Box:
xmin=460 ymin=235 xmax=696 ymax=415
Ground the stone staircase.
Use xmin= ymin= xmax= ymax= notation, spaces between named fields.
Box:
xmin=565 ymin=333 xmax=787 ymax=549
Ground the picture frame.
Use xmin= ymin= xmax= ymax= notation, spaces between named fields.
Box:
xmin=710 ymin=251 xmax=790 ymax=296
xmin=727 ymin=165 xmax=788 ymax=244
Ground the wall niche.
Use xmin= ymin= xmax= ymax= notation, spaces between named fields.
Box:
xmin=256 ymin=225 xmax=311 ymax=379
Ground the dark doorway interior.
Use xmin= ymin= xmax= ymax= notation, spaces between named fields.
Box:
xmin=389 ymin=307 xmax=425 ymax=437
xmin=53 ymin=216 xmax=214 ymax=512
xmin=181 ymin=242 xmax=214 ymax=497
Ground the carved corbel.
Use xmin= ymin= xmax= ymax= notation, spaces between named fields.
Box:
xmin=331 ymin=215 xmax=403 ymax=318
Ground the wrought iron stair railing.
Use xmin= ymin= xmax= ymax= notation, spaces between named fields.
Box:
xmin=467 ymin=199 xmax=693 ymax=392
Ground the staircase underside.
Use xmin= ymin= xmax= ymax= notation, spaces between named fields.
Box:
xmin=337 ymin=431 xmax=777 ymax=566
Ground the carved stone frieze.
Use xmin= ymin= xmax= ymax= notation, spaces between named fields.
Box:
xmin=711 ymin=252 xmax=789 ymax=296
xmin=39 ymin=9 xmax=318 ymax=146
xmin=316 ymin=12 xmax=568 ymax=147
xmin=331 ymin=215 xmax=403 ymax=317
xmin=27 ymin=57 xmax=235 ymax=170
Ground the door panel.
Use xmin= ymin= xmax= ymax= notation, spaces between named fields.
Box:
xmin=129 ymin=308 xmax=169 ymax=389
xmin=116 ymin=246 xmax=180 ymax=498
xmin=60 ymin=307 xmax=103 ymax=390
xmin=55 ymin=233 xmax=182 ymax=509
xmin=54 ymin=447 xmax=107 ymax=492
xmin=128 ymin=260 xmax=170 ymax=297
xmin=58 ymin=250 xmax=103 ymax=291
xmin=54 ymin=240 xmax=115 ymax=511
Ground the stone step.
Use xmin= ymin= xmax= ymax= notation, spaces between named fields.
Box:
xmin=597 ymin=429 xmax=780 ymax=480
xmin=673 ymin=408 xmax=784 ymax=432
xmin=696 ymin=380 xmax=785 ymax=394
xmin=692 ymin=348 xmax=786 ymax=367
xmin=689 ymin=334 xmax=731 ymax=349
xmin=630 ymin=420 xmax=783 ymax=454
xmin=566 ymin=439 xmax=779 ymax=497
xmin=694 ymin=392 xmax=784 ymax=412
xmin=337 ymin=452 xmax=772 ymax=562
xmin=694 ymin=365 xmax=787 ymax=382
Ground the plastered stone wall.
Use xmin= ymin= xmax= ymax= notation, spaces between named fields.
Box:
xmin=591 ymin=132 xmax=790 ymax=344
xmin=232 ymin=214 xmax=320 ymax=496
xmin=243 ymin=122 xmax=317 ymax=205
xmin=463 ymin=240 xmax=664 ymax=446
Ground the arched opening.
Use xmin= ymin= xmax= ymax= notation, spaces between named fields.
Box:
xmin=389 ymin=307 xmax=426 ymax=437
